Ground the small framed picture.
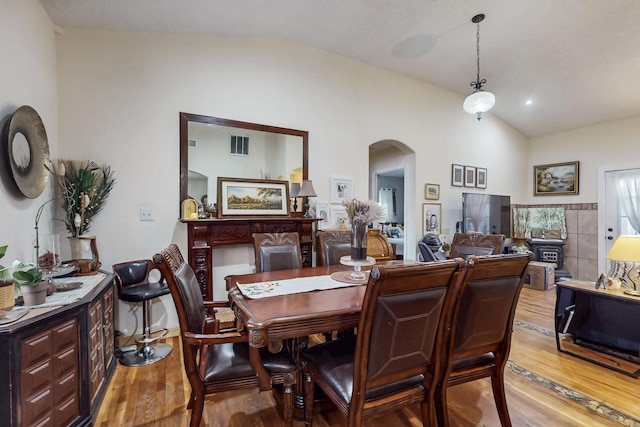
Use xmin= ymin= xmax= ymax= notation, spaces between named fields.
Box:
xmin=425 ymin=183 xmax=440 ymax=200
xmin=330 ymin=177 xmax=353 ymax=204
xmin=422 ymin=203 xmax=441 ymax=235
xmin=316 ymin=202 xmax=331 ymax=229
xmin=476 ymin=168 xmax=487 ymax=189
xmin=464 ymin=166 xmax=476 ymax=187
xmin=452 ymin=164 xmax=464 ymax=187
xmin=330 ymin=206 xmax=350 ymax=228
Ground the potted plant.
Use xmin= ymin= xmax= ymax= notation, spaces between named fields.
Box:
xmin=12 ymin=260 xmax=48 ymax=306
xmin=441 ymin=242 xmax=451 ymax=258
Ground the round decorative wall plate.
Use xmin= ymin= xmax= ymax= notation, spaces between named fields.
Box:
xmin=5 ymin=105 xmax=50 ymax=198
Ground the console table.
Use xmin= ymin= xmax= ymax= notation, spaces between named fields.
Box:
xmin=183 ymin=217 xmax=317 ymax=300
xmin=555 ymin=279 xmax=640 ymax=377
xmin=0 ymin=273 xmax=115 ymax=426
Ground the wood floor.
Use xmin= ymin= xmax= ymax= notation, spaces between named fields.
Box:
xmin=94 ymin=286 xmax=640 ymax=426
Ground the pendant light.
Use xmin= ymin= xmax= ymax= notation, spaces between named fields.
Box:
xmin=463 ymin=14 xmax=495 ymax=121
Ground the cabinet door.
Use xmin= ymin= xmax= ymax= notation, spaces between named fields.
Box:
xmin=88 ymin=284 xmax=116 ymax=406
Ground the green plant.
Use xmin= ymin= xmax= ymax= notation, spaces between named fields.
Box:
xmin=12 ymin=261 xmax=43 ymax=286
xmin=441 ymin=242 xmax=451 ymax=252
xmin=47 ymin=159 xmax=116 ymax=237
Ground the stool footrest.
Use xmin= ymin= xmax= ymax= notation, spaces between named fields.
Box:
xmin=135 ymin=327 xmax=169 ymax=345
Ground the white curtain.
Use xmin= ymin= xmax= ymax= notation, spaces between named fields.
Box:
xmin=378 ymin=188 xmax=396 ymax=222
xmin=616 ymin=172 xmax=640 ymax=234
xmin=466 ymin=194 xmax=490 ymax=232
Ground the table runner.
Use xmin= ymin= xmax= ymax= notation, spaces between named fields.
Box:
xmin=237 ymin=274 xmax=365 ymax=299
xmin=29 ymin=273 xmax=107 ymax=308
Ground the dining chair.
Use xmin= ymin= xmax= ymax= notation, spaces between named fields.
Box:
xmin=253 ymin=232 xmax=303 ymax=272
xmin=300 ymin=259 xmax=467 ymax=427
xmin=317 ymin=230 xmax=351 ymax=265
xmin=435 ymin=253 xmax=533 ymax=427
xmin=449 ymin=232 xmax=505 ymax=259
xmin=153 ymin=244 xmax=296 ymax=427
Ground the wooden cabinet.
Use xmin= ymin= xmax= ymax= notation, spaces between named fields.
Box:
xmin=0 ymin=273 xmax=115 ymax=426
xmin=184 ymin=217 xmax=317 ymax=300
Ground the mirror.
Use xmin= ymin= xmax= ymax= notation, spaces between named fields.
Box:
xmin=179 ymin=112 xmax=308 ymax=215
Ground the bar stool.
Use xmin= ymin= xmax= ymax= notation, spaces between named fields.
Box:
xmin=112 ymin=259 xmax=172 ymax=366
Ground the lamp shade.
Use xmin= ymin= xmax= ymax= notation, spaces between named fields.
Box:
xmin=297 ymin=180 xmax=317 ymax=197
xmin=606 ymin=235 xmax=640 ymax=262
xmin=463 ymin=90 xmax=495 ymax=119
xmin=290 ymin=183 xmax=301 ymax=198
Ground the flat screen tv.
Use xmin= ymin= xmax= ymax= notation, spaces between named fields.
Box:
xmin=461 ymin=193 xmax=511 ymax=236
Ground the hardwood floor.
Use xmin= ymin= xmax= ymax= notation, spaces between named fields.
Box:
xmin=95 ymin=286 xmax=640 ymax=426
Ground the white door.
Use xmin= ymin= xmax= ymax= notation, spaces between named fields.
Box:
xmin=598 ymin=167 xmax=640 ymax=274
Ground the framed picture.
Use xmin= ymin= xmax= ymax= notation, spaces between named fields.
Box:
xmin=217 ymin=177 xmax=289 ymax=218
xmin=476 ymin=168 xmax=487 ymax=189
xmin=330 ymin=206 xmax=350 ymax=228
xmin=534 ymin=161 xmax=579 ymax=196
xmin=425 ymin=183 xmax=440 ymax=200
xmin=422 ymin=203 xmax=441 ymax=235
xmin=451 ymin=164 xmax=464 ymax=187
xmin=464 ymin=166 xmax=476 ymax=187
xmin=316 ymin=202 xmax=331 ymax=229
xmin=330 ymin=177 xmax=353 ymax=204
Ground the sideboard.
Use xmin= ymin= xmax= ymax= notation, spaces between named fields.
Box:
xmin=183 ymin=217 xmax=318 ymax=300
xmin=0 ymin=273 xmax=115 ymax=426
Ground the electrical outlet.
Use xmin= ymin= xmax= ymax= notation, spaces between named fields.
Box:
xmin=140 ymin=208 xmax=154 ymax=221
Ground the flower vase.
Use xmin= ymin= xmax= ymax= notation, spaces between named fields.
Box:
xmin=68 ymin=236 xmax=92 ymax=260
xmin=351 ymin=222 xmax=368 ymax=260
xmin=20 ymin=281 xmax=49 ymax=306
xmin=0 ymin=279 xmax=15 ymax=311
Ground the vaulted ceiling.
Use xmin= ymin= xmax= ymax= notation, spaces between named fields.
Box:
xmin=40 ymin=0 xmax=640 ymax=138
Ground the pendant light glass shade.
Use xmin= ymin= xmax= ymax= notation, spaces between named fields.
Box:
xmin=463 ymin=90 xmax=495 ymax=120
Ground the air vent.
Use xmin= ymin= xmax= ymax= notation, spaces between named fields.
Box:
xmin=188 ymin=139 xmax=198 ymax=148
xmin=229 ymin=134 xmax=249 ymax=156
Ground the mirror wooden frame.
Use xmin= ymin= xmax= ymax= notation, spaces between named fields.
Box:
xmin=179 ymin=112 xmax=309 ymax=216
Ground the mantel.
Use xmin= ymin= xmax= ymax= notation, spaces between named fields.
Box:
xmin=182 ymin=217 xmax=318 ymax=300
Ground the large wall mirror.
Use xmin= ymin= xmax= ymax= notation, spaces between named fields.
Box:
xmin=179 ymin=112 xmax=309 ymax=215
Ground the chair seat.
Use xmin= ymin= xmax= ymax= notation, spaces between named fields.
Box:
xmin=301 ymin=337 xmax=424 ymax=404
xmin=203 ymin=342 xmax=296 ymax=383
xmin=451 ymin=352 xmax=495 ymax=372
xmin=119 ymin=282 xmax=171 ymax=302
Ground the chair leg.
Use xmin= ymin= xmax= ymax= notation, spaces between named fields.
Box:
xmin=283 ymin=372 xmax=295 ymax=427
xmin=190 ymin=387 xmax=205 ymax=427
xmin=303 ymin=373 xmax=315 ymax=426
xmin=434 ymin=387 xmax=450 ymax=427
xmin=491 ymin=372 xmax=512 ymax=427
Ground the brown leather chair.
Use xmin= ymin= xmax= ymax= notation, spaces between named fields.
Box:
xmin=449 ymin=232 xmax=505 ymax=259
xmin=435 ymin=253 xmax=532 ymax=427
xmin=317 ymin=230 xmax=351 ymax=266
xmin=153 ymin=244 xmax=296 ymax=427
xmin=300 ymin=259 xmax=467 ymax=427
xmin=253 ymin=232 xmax=303 ymax=272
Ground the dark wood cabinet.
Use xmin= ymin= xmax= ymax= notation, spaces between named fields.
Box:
xmin=0 ymin=273 xmax=115 ymax=426
xmin=184 ymin=217 xmax=317 ymax=300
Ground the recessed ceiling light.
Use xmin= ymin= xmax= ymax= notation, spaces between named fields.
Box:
xmin=525 ymin=99 xmax=533 ymax=105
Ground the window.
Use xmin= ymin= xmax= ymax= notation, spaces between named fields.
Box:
xmin=229 ymin=134 xmax=249 ymax=156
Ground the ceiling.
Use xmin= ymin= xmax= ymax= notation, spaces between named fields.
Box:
xmin=39 ymin=0 xmax=640 ymax=138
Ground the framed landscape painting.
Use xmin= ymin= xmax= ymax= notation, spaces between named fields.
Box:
xmin=425 ymin=183 xmax=440 ymax=200
xmin=217 ymin=177 xmax=290 ymax=217
xmin=534 ymin=161 xmax=579 ymax=196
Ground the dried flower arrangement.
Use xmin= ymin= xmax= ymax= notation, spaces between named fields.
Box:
xmin=47 ymin=160 xmax=116 ymax=237
xmin=343 ymin=199 xmax=386 ymax=226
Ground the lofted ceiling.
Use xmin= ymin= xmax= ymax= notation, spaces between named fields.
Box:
xmin=39 ymin=0 xmax=640 ymax=138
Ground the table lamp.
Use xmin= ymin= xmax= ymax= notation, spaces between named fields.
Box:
xmin=606 ymin=235 xmax=640 ymax=296
xmin=297 ymin=180 xmax=317 ymax=218
xmin=290 ymin=183 xmax=301 ymax=212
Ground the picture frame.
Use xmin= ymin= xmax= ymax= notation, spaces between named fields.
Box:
xmin=476 ymin=168 xmax=487 ymax=189
xmin=464 ymin=166 xmax=476 ymax=187
xmin=533 ymin=161 xmax=579 ymax=196
xmin=316 ymin=202 xmax=331 ymax=229
xmin=330 ymin=177 xmax=353 ymax=204
xmin=451 ymin=164 xmax=464 ymax=187
xmin=422 ymin=203 xmax=441 ymax=235
xmin=217 ymin=177 xmax=290 ymax=218
xmin=425 ymin=183 xmax=440 ymax=200
xmin=330 ymin=205 xmax=350 ymax=228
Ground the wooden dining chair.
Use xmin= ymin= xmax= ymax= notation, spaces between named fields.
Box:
xmin=449 ymin=232 xmax=506 ymax=259
xmin=435 ymin=253 xmax=533 ymax=427
xmin=153 ymin=244 xmax=296 ymax=427
xmin=317 ymin=230 xmax=351 ymax=266
xmin=253 ymin=232 xmax=303 ymax=272
xmin=300 ymin=259 xmax=467 ymax=427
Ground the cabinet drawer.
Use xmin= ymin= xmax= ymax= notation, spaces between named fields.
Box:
xmin=22 ymin=331 xmax=52 ymax=368
xmin=22 ymin=387 xmax=53 ymax=426
xmin=22 ymin=359 xmax=53 ymax=398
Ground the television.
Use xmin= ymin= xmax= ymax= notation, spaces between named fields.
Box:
xmin=461 ymin=193 xmax=511 ymax=236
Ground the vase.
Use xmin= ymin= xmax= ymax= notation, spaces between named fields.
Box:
xmin=350 ymin=222 xmax=368 ymax=260
xmin=68 ymin=236 xmax=100 ymax=271
xmin=20 ymin=281 xmax=49 ymax=306
xmin=0 ymin=279 xmax=15 ymax=311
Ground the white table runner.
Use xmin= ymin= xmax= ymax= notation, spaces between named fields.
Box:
xmin=237 ymin=274 xmax=364 ymax=299
xmin=29 ymin=273 xmax=107 ymax=308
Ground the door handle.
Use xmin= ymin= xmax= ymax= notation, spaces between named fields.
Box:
xmin=607 ymin=236 xmax=614 ymax=240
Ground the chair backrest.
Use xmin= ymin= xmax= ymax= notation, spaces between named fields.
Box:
xmin=351 ymin=259 xmax=466 ymax=411
xmin=317 ymin=230 xmax=351 ymax=266
xmin=253 ymin=232 xmax=303 ymax=272
xmin=449 ymin=232 xmax=505 ymax=259
xmin=112 ymin=259 xmax=162 ymax=291
xmin=449 ymin=253 xmax=532 ymax=362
